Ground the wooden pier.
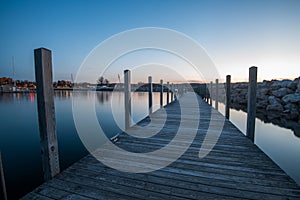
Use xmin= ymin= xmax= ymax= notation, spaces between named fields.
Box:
xmin=22 ymin=92 xmax=300 ymax=199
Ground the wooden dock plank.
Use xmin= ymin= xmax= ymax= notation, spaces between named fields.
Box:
xmin=22 ymin=92 xmax=300 ymax=199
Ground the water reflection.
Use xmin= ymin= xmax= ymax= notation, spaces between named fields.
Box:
xmin=96 ymin=91 xmax=111 ymax=104
xmin=214 ymin=100 xmax=300 ymax=186
xmin=230 ymin=103 xmax=300 ymax=138
xmin=0 ymin=92 xmax=36 ymax=103
xmin=54 ymin=90 xmax=72 ymax=100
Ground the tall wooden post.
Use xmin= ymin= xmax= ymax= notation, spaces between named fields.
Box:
xmin=124 ymin=69 xmax=131 ymax=130
xmin=167 ymin=82 xmax=170 ymax=104
xmin=209 ymin=81 xmax=213 ymax=106
xmin=0 ymin=152 xmax=7 ymax=200
xmin=205 ymin=84 xmax=209 ymax=103
xmin=160 ymin=79 xmax=163 ymax=108
xmin=246 ymin=67 xmax=257 ymax=142
xmin=171 ymin=83 xmax=174 ymax=102
xmin=215 ymin=79 xmax=219 ymax=110
xmin=225 ymin=75 xmax=231 ymax=119
xmin=148 ymin=76 xmax=153 ymax=114
xmin=34 ymin=48 xmax=60 ymax=181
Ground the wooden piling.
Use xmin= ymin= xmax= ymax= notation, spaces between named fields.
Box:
xmin=34 ymin=48 xmax=60 ymax=181
xmin=215 ymin=79 xmax=219 ymax=110
xmin=0 ymin=152 xmax=7 ymax=200
xmin=171 ymin=83 xmax=174 ymax=102
xmin=160 ymin=79 xmax=163 ymax=108
xmin=148 ymin=76 xmax=153 ymax=114
xmin=124 ymin=70 xmax=131 ymax=130
xmin=166 ymin=82 xmax=170 ymax=104
xmin=246 ymin=67 xmax=257 ymax=142
xmin=225 ymin=75 xmax=231 ymax=119
xmin=209 ymin=81 xmax=213 ymax=106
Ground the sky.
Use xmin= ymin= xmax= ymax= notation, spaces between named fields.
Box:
xmin=0 ymin=0 xmax=300 ymax=83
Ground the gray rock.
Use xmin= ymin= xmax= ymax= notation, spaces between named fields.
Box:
xmin=269 ymin=80 xmax=296 ymax=90
xmin=257 ymin=88 xmax=269 ymax=100
xmin=236 ymin=83 xmax=248 ymax=89
xmin=282 ymin=93 xmax=300 ymax=104
xmin=257 ymin=100 xmax=268 ymax=109
xmin=268 ymin=96 xmax=281 ymax=104
xmin=267 ymin=96 xmax=283 ymax=112
xmin=271 ymin=81 xmax=282 ymax=89
xmin=267 ymin=103 xmax=284 ymax=112
xmin=284 ymin=103 xmax=298 ymax=110
xmin=232 ymin=84 xmax=239 ymax=90
xmin=281 ymin=80 xmax=296 ymax=89
xmin=284 ymin=103 xmax=299 ymax=120
xmin=271 ymin=88 xmax=293 ymax=98
xmin=232 ymin=96 xmax=247 ymax=104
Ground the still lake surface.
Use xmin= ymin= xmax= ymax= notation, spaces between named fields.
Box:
xmin=0 ymin=91 xmax=299 ymax=199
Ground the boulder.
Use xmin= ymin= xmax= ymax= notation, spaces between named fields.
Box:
xmin=282 ymin=93 xmax=300 ymax=104
xmin=284 ymin=103 xmax=299 ymax=110
xmin=266 ymin=103 xmax=284 ymax=112
xmin=270 ymin=80 xmax=282 ymax=90
xmin=271 ymin=88 xmax=293 ymax=98
xmin=261 ymin=80 xmax=272 ymax=88
xmin=267 ymin=96 xmax=283 ymax=112
xmin=256 ymin=99 xmax=268 ymax=109
xmin=284 ymin=103 xmax=299 ymax=120
xmin=257 ymin=88 xmax=269 ymax=100
xmin=232 ymin=96 xmax=247 ymax=105
xmin=269 ymin=80 xmax=296 ymax=90
xmin=281 ymin=80 xmax=297 ymax=90
xmin=232 ymin=84 xmax=239 ymax=90
xmin=268 ymin=96 xmax=281 ymax=104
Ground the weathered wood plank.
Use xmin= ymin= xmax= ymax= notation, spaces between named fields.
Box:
xmin=70 ymin=162 xmax=300 ymax=197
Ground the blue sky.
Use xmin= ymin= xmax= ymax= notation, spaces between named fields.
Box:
xmin=0 ymin=0 xmax=300 ymax=82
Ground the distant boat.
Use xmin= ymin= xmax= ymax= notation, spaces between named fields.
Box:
xmin=96 ymin=85 xmax=114 ymax=91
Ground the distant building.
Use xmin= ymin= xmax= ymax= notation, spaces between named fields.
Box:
xmin=0 ymin=77 xmax=13 ymax=85
xmin=54 ymin=80 xmax=72 ymax=88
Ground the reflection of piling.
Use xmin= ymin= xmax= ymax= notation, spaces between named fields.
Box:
xmin=148 ymin=76 xmax=153 ymax=114
xmin=215 ymin=79 xmax=219 ymax=111
xmin=246 ymin=67 xmax=257 ymax=142
xmin=0 ymin=152 xmax=7 ymax=200
xmin=225 ymin=75 xmax=231 ymax=119
xmin=160 ymin=79 xmax=163 ymax=108
xmin=124 ymin=70 xmax=131 ymax=130
xmin=34 ymin=48 xmax=60 ymax=181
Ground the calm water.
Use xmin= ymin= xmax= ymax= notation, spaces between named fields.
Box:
xmin=214 ymin=101 xmax=300 ymax=186
xmin=1 ymin=92 xmax=300 ymax=199
xmin=0 ymin=91 xmax=166 ymax=199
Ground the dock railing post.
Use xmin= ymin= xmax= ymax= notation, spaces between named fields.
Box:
xmin=215 ymin=79 xmax=219 ymax=110
xmin=148 ymin=76 xmax=153 ymax=114
xmin=209 ymin=81 xmax=213 ymax=106
xmin=225 ymin=75 xmax=231 ymax=119
xmin=124 ymin=69 xmax=131 ymax=130
xmin=205 ymin=83 xmax=209 ymax=103
xmin=0 ymin=152 xmax=7 ymax=200
xmin=171 ymin=83 xmax=174 ymax=102
xmin=167 ymin=82 xmax=170 ymax=104
xmin=160 ymin=79 xmax=163 ymax=108
xmin=246 ymin=66 xmax=257 ymax=142
xmin=34 ymin=48 xmax=60 ymax=181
